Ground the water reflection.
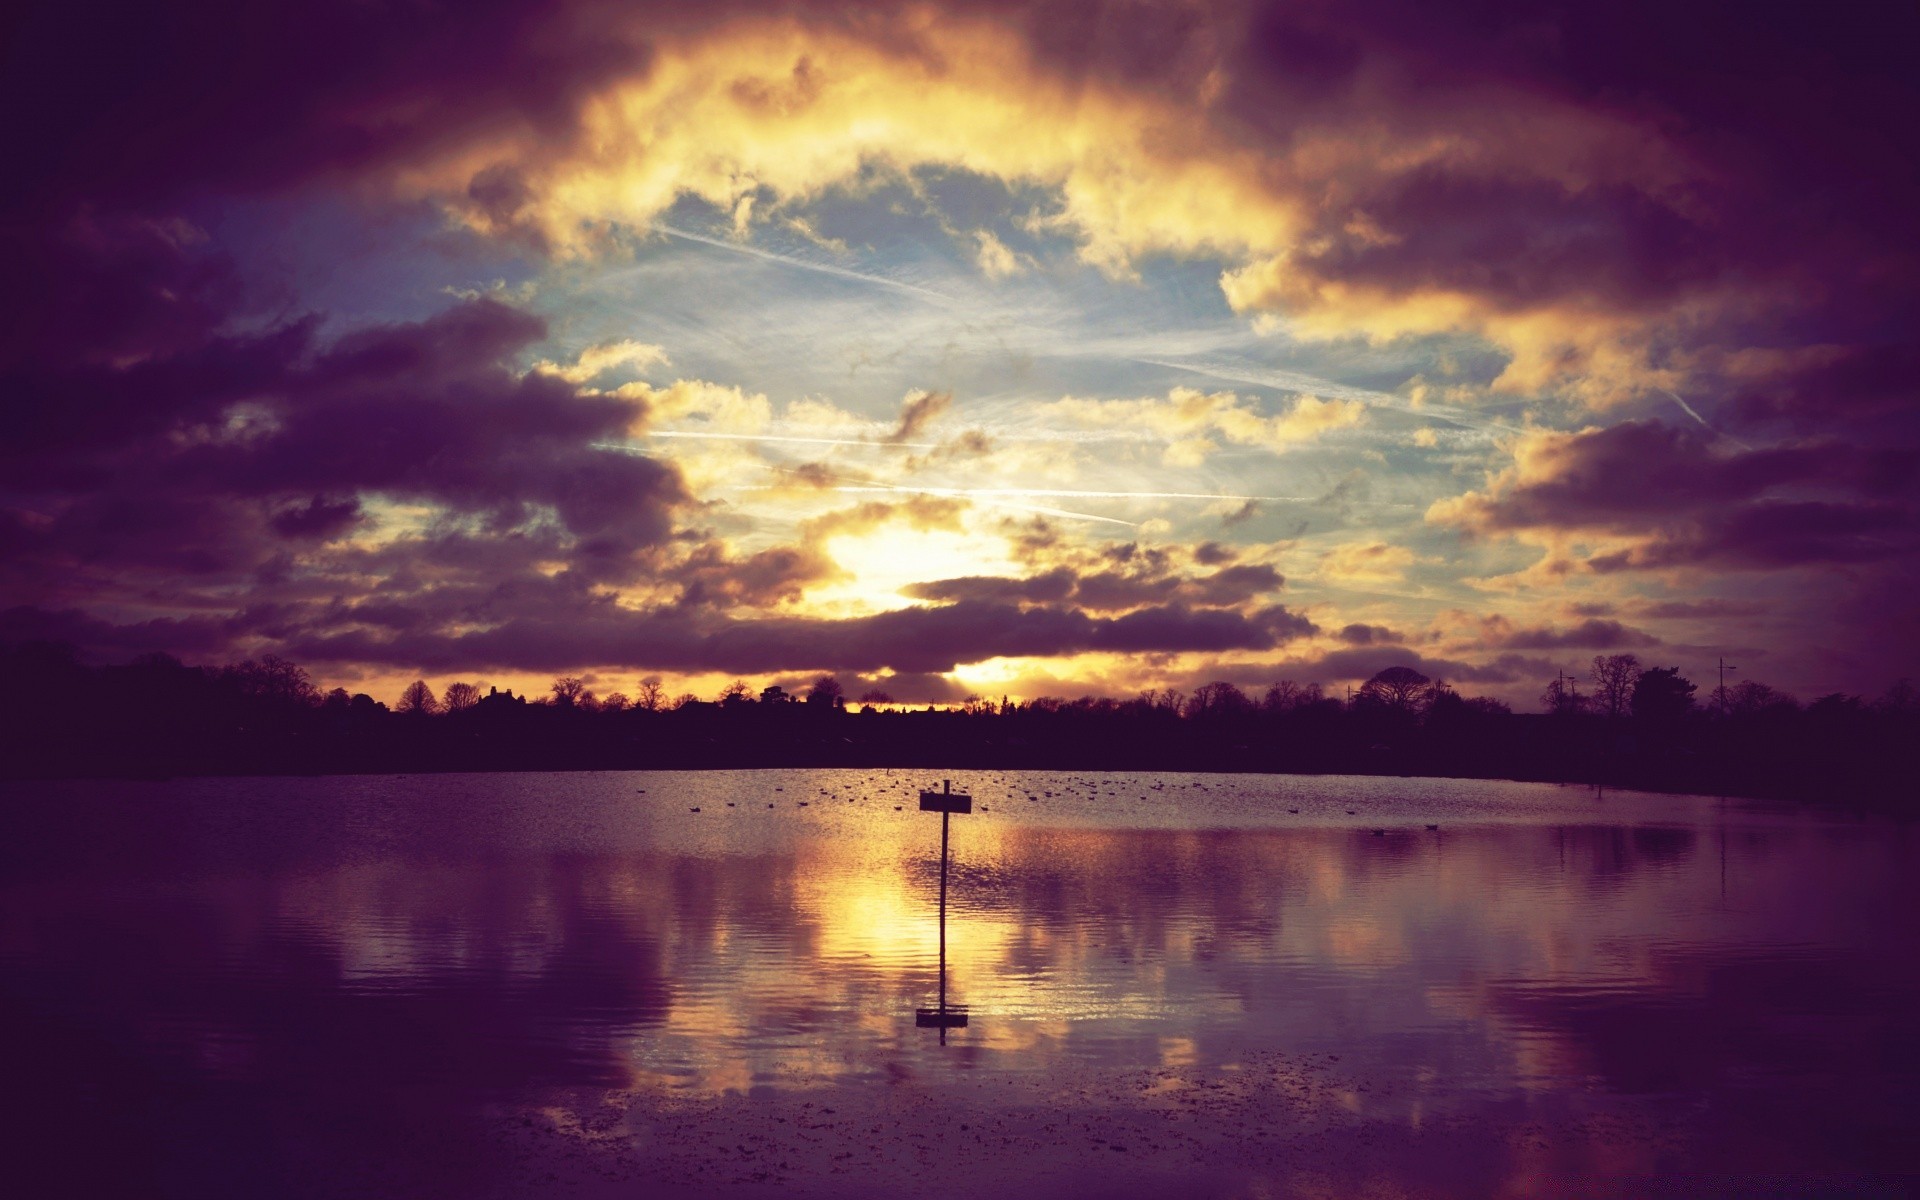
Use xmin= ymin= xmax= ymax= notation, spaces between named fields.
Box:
xmin=1 ymin=770 xmax=1914 ymax=1196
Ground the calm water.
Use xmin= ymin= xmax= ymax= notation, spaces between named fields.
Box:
xmin=1 ymin=770 xmax=1914 ymax=1198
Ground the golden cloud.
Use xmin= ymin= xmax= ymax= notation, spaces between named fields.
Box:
xmin=1047 ymin=386 xmax=1363 ymax=464
xmin=1317 ymin=540 xmax=1422 ymax=584
xmin=392 ymin=8 xmax=1715 ymax=404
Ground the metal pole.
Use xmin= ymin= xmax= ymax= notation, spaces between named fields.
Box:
xmin=939 ymin=807 xmax=949 ymax=988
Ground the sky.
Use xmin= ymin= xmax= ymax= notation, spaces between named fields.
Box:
xmin=3 ymin=0 xmax=1916 ymax=710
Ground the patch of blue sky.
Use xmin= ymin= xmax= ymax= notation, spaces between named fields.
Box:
xmin=196 ymin=193 xmax=541 ymax=334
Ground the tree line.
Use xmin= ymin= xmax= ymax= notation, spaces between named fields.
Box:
xmin=1 ymin=640 xmax=1912 ymax=809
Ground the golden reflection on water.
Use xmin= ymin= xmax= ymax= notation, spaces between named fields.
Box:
xmin=150 ymin=771 xmax=1899 ymax=1110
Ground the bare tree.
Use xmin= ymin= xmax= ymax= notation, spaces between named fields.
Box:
xmin=550 ymin=676 xmax=591 ymax=708
xmin=804 ymin=675 xmax=845 ymax=708
xmin=1355 ymin=666 xmax=1431 ymax=715
xmin=1262 ymin=680 xmax=1319 ymax=713
xmin=1188 ymin=681 xmax=1253 ymax=719
xmin=226 ymin=656 xmax=319 ymax=706
xmin=1590 ymin=654 xmax=1642 ymax=720
xmin=1540 ymin=674 xmax=1587 ymax=716
xmin=1726 ymin=679 xmax=1796 ymax=715
xmin=1877 ymin=678 xmax=1918 ymax=715
xmin=1138 ymin=687 xmax=1185 ymax=715
xmin=396 ymin=679 xmax=440 ymax=715
xmin=858 ymin=689 xmax=894 ymax=707
xmin=442 ymin=681 xmax=482 ymax=712
xmin=601 ymin=692 xmax=630 ymax=712
xmin=718 ymin=680 xmax=751 ymax=706
xmin=636 ymin=678 xmax=665 ymax=712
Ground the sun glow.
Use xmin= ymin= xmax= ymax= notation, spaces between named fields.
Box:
xmin=804 ymin=524 xmax=1020 ymax=616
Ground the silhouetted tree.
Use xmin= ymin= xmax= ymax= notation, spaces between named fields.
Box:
xmin=718 ymin=680 xmax=751 ymax=707
xmin=804 ymin=675 xmax=844 ymax=708
xmin=1540 ymin=674 xmax=1588 ymax=715
xmin=1725 ymin=679 xmax=1795 ymax=716
xmin=759 ymin=684 xmax=792 ymax=704
xmin=1591 ymin=654 xmax=1642 ymax=719
xmin=442 ymin=681 xmax=483 ymax=711
xmin=858 ymin=690 xmax=894 ymax=707
xmin=396 ymin=679 xmax=440 ymax=715
xmin=636 ymin=679 xmax=665 ymax=712
xmin=1139 ymin=687 xmax=1185 ymax=715
xmin=551 ymin=677 xmax=591 ymax=708
xmin=1355 ymin=666 xmax=1431 ymax=715
xmin=1262 ymin=680 xmax=1319 ymax=712
xmin=1630 ymin=666 xmax=1695 ymax=723
xmin=601 ymin=692 xmax=630 ymax=712
xmin=1189 ymin=681 xmax=1254 ymax=719
xmin=226 ymin=656 xmax=318 ymax=707
xmin=1878 ymin=679 xmax=1918 ymax=715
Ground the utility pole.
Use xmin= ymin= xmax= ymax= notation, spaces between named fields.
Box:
xmin=1718 ymin=657 xmax=1737 ymax=714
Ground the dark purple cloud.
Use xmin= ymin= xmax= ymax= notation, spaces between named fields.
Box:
xmin=908 ymin=562 xmax=1283 ymax=613
xmin=1588 ymin=501 xmax=1915 ymax=572
xmin=1483 ymin=619 xmax=1655 ymax=651
xmin=0 ymin=592 xmax=1317 ymax=677
xmin=1437 ymin=420 xmax=1918 ymax=571
xmin=1336 ymin=623 xmax=1403 ymax=646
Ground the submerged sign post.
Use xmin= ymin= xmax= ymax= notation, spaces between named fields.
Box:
xmin=916 ymin=779 xmax=971 ymax=1038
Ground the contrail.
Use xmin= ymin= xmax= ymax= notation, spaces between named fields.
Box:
xmin=1663 ymin=387 xmax=1713 ymax=429
xmin=653 ymin=224 xmax=956 ymax=305
xmin=1662 ymin=389 xmax=1752 ymax=449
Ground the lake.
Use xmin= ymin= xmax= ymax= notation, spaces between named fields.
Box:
xmin=1 ymin=770 xmax=1913 ymax=1198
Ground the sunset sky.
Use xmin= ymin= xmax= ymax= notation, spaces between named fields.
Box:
xmin=4 ymin=0 xmax=1915 ymax=708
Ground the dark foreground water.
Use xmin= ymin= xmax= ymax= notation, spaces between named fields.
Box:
xmin=1 ymin=770 xmax=1914 ymax=1198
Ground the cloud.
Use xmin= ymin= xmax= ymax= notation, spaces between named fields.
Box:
xmin=1457 ymin=615 xmax=1657 ymax=651
xmin=12 ymin=0 xmax=1918 ymax=416
xmin=1586 ymin=501 xmax=1914 ymax=572
xmin=537 ymin=338 xmax=669 ymax=382
xmin=1317 ymin=541 xmax=1421 ymax=585
xmin=885 ymin=389 xmax=953 ymax=445
xmin=971 ymin=229 xmax=1031 ymax=279
xmin=905 ymin=561 xmax=1284 ymax=614
xmin=1336 ymin=623 xmax=1403 ymax=646
xmin=0 ymin=230 xmax=693 ymax=642
xmin=258 ymin=598 xmax=1318 ymax=677
xmin=270 ymin=496 xmax=364 ymax=541
xmin=1047 ymin=387 xmax=1363 ymax=465
xmin=1429 ymin=420 xmax=1916 ymax=572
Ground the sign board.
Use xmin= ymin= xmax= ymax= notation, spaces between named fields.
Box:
xmin=919 ymin=789 xmax=973 ymax=814
xmin=915 ymin=1007 xmax=969 ymax=1029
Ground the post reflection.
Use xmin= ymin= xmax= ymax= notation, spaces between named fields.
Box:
xmin=916 ymin=779 xmax=972 ymax=1042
